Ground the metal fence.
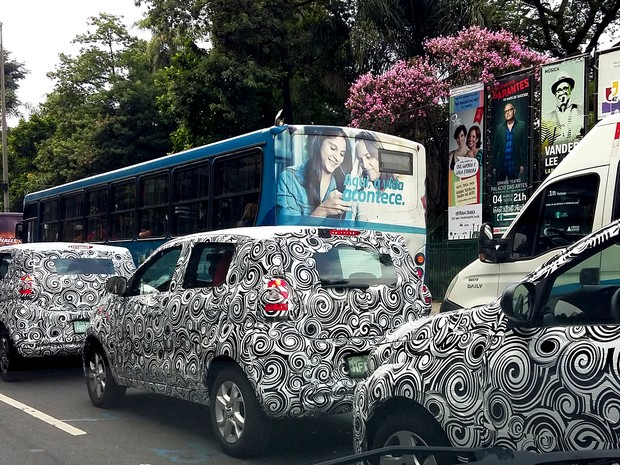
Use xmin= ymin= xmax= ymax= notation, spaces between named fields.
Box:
xmin=425 ymin=239 xmax=479 ymax=301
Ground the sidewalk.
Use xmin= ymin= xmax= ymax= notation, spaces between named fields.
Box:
xmin=431 ymin=301 xmax=441 ymax=315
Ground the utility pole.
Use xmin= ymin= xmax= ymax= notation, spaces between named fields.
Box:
xmin=0 ymin=22 xmax=9 ymax=211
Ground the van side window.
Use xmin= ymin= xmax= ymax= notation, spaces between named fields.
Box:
xmin=509 ymin=175 xmax=598 ymax=259
xmin=184 ymin=243 xmax=236 ymax=288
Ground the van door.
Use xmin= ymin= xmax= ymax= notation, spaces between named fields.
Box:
xmin=495 ymin=172 xmax=601 ymax=293
xmin=445 ymin=171 xmax=604 ymax=312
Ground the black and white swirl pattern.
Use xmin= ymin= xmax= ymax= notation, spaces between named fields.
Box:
xmin=91 ymin=227 xmax=430 ymax=418
xmin=354 ymin=220 xmax=620 ymax=454
xmin=0 ymin=244 xmax=135 ymax=358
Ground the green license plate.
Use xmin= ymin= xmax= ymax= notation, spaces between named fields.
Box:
xmin=73 ymin=320 xmax=90 ymax=334
xmin=347 ymin=354 xmax=369 ymax=379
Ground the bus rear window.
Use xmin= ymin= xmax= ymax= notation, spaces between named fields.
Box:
xmin=314 ymin=245 xmax=397 ymax=288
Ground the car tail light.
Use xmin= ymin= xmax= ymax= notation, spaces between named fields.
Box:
xmin=19 ymin=275 xmax=35 ymax=299
xmin=264 ymin=278 xmax=289 ymax=317
xmin=421 ymin=284 xmax=432 ymax=305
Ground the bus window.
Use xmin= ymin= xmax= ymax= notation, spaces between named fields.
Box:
xmin=61 ymin=193 xmax=85 ymax=242
xmin=172 ymin=163 xmax=209 ymax=236
xmin=111 ymin=181 xmax=135 ymax=241
xmin=86 ymin=188 xmax=108 ymax=242
xmin=40 ymin=199 xmax=59 ymax=242
xmin=213 ymin=150 xmax=262 ymax=230
xmin=138 ymin=173 xmax=169 ymax=239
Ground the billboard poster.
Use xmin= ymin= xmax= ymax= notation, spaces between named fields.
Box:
xmin=597 ymin=47 xmax=620 ymax=120
xmin=447 ymin=82 xmax=484 ymax=240
xmin=540 ymin=56 xmax=586 ymax=178
xmin=489 ymin=72 xmax=532 ymax=235
xmin=273 ymin=126 xmax=426 ymax=238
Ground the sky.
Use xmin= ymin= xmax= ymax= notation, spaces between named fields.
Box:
xmin=2 ymin=0 xmax=148 ymax=126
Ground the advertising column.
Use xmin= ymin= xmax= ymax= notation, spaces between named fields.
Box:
xmin=597 ymin=47 xmax=620 ymax=121
xmin=540 ymin=55 xmax=587 ymax=179
xmin=489 ymin=72 xmax=532 ymax=235
xmin=447 ymin=83 xmax=484 ymax=240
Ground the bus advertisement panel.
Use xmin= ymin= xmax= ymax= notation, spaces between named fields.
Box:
xmin=274 ymin=126 xmax=427 ymax=257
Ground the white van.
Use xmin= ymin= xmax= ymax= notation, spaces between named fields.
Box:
xmin=441 ymin=112 xmax=620 ymax=312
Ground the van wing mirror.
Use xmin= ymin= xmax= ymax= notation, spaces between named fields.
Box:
xmin=478 ymin=222 xmax=497 ymax=263
xmin=500 ymin=282 xmax=535 ymax=324
xmin=106 ymin=276 xmax=128 ymax=296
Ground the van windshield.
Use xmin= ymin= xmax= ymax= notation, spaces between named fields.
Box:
xmin=50 ymin=258 xmax=116 ymax=275
xmin=314 ymin=245 xmax=397 ymax=288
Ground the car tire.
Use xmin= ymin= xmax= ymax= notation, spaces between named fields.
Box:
xmin=209 ymin=366 xmax=270 ymax=457
xmin=85 ymin=346 xmax=126 ymax=408
xmin=0 ymin=333 xmax=18 ymax=382
xmin=371 ymin=410 xmax=453 ymax=465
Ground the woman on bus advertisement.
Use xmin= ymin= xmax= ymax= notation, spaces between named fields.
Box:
xmin=447 ymin=83 xmax=484 ymax=240
xmin=276 ymin=127 xmax=353 ymax=221
xmin=347 ymin=132 xmax=421 ymax=226
xmin=276 ymin=126 xmax=425 ymax=230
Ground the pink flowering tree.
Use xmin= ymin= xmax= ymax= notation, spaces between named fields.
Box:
xmin=346 ymin=26 xmax=549 ymax=238
xmin=347 ymin=26 xmax=549 ymax=133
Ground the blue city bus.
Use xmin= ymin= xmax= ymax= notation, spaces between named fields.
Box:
xmin=21 ymin=124 xmax=427 ymax=273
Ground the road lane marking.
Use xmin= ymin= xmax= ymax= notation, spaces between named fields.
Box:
xmin=0 ymin=392 xmax=86 ymax=436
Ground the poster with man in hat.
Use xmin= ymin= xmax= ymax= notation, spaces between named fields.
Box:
xmin=540 ymin=56 xmax=586 ymax=179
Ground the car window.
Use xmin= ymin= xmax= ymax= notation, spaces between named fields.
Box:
xmin=130 ymin=246 xmax=182 ymax=295
xmin=314 ymin=245 xmax=397 ymax=287
xmin=540 ymin=242 xmax=620 ymax=326
xmin=184 ymin=243 xmax=235 ymax=288
xmin=51 ymin=258 xmax=115 ymax=275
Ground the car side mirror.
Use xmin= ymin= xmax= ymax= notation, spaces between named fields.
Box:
xmin=478 ymin=222 xmax=497 ymax=263
xmin=500 ymin=282 xmax=535 ymax=324
xmin=106 ymin=276 xmax=128 ymax=296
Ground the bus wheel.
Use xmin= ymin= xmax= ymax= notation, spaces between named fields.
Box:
xmin=85 ymin=347 xmax=126 ymax=408
xmin=371 ymin=410 xmax=453 ymax=465
xmin=210 ymin=366 xmax=270 ymax=457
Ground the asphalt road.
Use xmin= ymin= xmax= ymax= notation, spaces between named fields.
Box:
xmin=0 ymin=358 xmax=354 ymax=465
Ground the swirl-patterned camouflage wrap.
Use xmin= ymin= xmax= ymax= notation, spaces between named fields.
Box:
xmin=354 ymin=220 xmax=620 ymax=453
xmin=88 ymin=226 xmax=430 ymax=418
xmin=0 ymin=243 xmax=135 ymax=357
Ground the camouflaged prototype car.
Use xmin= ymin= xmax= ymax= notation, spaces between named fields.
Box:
xmin=354 ymin=219 xmax=620 ymax=462
xmin=83 ymin=226 xmax=431 ymax=457
xmin=0 ymin=242 xmax=135 ymax=381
